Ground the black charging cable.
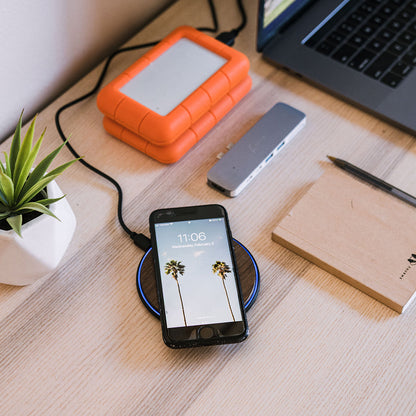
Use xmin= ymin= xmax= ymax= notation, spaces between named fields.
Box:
xmin=55 ymin=0 xmax=246 ymax=252
xmin=215 ymin=0 xmax=247 ymax=46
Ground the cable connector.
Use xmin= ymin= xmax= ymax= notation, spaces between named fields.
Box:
xmin=216 ymin=29 xmax=238 ymax=46
xmin=130 ymin=232 xmax=151 ymax=252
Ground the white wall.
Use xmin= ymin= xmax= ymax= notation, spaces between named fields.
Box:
xmin=0 ymin=0 xmax=174 ymax=141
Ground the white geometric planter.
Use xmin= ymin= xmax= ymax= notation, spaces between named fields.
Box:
xmin=0 ymin=180 xmax=76 ymax=286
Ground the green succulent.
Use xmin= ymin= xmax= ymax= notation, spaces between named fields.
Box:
xmin=0 ymin=113 xmax=77 ymax=237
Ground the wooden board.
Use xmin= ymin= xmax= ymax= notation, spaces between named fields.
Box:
xmin=272 ymin=167 xmax=416 ymax=313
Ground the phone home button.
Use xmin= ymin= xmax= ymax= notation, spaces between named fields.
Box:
xmin=198 ymin=326 xmax=215 ymax=339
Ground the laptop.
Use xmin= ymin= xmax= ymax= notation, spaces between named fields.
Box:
xmin=257 ymin=0 xmax=416 ymax=136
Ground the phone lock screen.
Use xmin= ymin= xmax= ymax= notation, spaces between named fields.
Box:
xmin=150 ymin=205 xmax=247 ymax=347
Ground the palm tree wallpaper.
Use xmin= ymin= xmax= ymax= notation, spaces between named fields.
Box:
xmin=155 ymin=219 xmax=242 ymax=327
xmin=164 ymin=260 xmax=187 ymax=326
xmin=212 ymin=261 xmax=236 ymax=322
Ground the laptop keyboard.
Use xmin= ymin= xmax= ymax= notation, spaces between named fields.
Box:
xmin=305 ymin=0 xmax=416 ymax=88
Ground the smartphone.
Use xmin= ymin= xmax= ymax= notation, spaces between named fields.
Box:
xmin=149 ymin=204 xmax=248 ymax=348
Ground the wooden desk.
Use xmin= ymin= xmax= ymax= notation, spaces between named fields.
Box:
xmin=1 ymin=1 xmax=416 ymax=414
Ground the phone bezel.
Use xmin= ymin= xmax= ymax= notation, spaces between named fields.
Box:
xmin=149 ymin=204 xmax=248 ymax=348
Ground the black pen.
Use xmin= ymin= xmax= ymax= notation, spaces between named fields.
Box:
xmin=327 ymin=155 xmax=416 ymax=209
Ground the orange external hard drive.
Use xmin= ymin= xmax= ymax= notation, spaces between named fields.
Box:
xmin=102 ymin=76 xmax=252 ymax=164
xmin=97 ymin=26 xmax=250 ymax=146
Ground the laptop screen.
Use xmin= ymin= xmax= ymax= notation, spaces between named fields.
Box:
xmin=257 ymin=0 xmax=313 ymax=51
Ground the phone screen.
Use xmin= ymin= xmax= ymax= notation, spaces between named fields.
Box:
xmin=154 ymin=217 xmax=243 ymax=329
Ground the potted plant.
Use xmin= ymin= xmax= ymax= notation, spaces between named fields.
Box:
xmin=0 ymin=113 xmax=78 ymax=285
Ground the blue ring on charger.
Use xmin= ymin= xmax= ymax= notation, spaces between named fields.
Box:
xmin=136 ymin=238 xmax=260 ymax=319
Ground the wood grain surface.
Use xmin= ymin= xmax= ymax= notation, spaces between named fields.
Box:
xmin=1 ymin=1 xmax=416 ymax=415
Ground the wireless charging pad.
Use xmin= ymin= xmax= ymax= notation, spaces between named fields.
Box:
xmin=137 ymin=239 xmax=260 ymax=318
